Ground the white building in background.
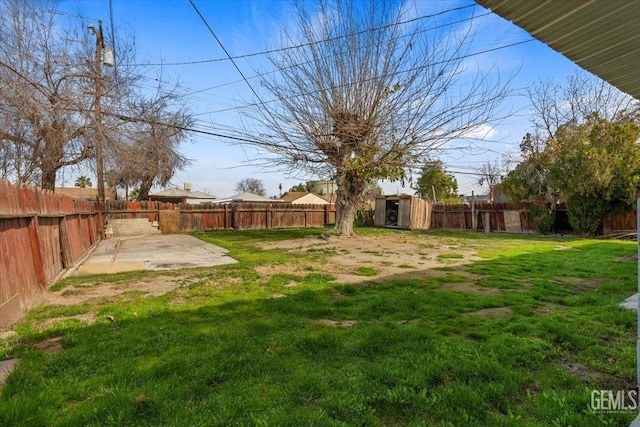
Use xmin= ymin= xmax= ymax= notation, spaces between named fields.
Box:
xmin=306 ymin=180 xmax=336 ymax=195
xmin=281 ymin=192 xmax=329 ymax=205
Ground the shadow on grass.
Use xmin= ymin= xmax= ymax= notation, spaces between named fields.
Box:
xmin=1 ymin=237 xmax=637 ymax=426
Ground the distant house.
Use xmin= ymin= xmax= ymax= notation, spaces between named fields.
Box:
xmin=55 ymin=187 xmax=117 ymax=201
xmin=149 ymin=185 xmax=216 ymax=204
xmin=281 ymin=192 xmax=328 ymax=205
xmin=211 ymin=192 xmax=283 ymax=204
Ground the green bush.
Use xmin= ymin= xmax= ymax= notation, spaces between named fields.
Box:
xmin=566 ymin=195 xmax=607 ymax=236
xmin=354 ymin=208 xmax=374 ymax=227
xmin=528 ymin=198 xmax=555 ymax=234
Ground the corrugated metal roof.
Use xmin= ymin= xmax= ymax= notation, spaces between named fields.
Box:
xmin=476 ymin=0 xmax=640 ymax=99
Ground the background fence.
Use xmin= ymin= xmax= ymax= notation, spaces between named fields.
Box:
xmin=431 ymin=202 xmax=633 ymax=235
xmin=103 ymin=201 xmax=336 ymax=233
xmin=0 ymin=181 xmax=100 ymax=324
xmin=431 ymin=203 xmax=534 ymax=233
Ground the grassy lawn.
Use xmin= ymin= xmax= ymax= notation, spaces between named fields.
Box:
xmin=0 ymin=228 xmax=637 ymax=426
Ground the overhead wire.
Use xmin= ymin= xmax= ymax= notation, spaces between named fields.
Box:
xmin=125 ymin=3 xmax=479 ymax=67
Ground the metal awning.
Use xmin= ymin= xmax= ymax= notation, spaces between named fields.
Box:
xmin=476 ymin=0 xmax=640 ymax=99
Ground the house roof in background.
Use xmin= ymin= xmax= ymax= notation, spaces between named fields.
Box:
xmin=476 ymin=0 xmax=640 ymax=99
xmin=56 ymin=187 xmax=98 ymax=199
xmin=280 ymin=192 xmax=328 ymax=204
xmin=150 ymin=188 xmax=216 ymax=199
xmin=229 ymin=192 xmax=278 ymax=202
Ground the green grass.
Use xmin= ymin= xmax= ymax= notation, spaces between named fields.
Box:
xmin=354 ymin=267 xmax=379 ymax=276
xmin=0 ymin=228 xmax=637 ymax=426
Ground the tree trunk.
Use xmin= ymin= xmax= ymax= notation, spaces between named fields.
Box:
xmin=326 ymin=169 xmax=367 ymax=237
xmin=138 ymin=176 xmax=153 ymax=201
xmin=41 ymin=169 xmax=57 ymax=192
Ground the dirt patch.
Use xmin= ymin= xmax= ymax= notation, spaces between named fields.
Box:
xmin=436 ymin=281 xmax=502 ymax=296
xmin=269 ymin=293 xmax=287 ymax=299
xmin=169 ymin=297 xmax=187 ymax=305
xmin=462 ymin=306 xmax=512 ymax=319
xmin=551 ymin=276 xmax=606 ymax=294
xmin=533 ymin=302 xmax=566 ymax=316
xmin=35 ymin=336 xmax=65 ymax=353
xmin=318 ymin=319 xmax=357 ymax=327
xmin=41 ymin=276 xmax=185 ymax=307
xmin=562 ymin=361 xmax=605 ymax=383
xmin=397 ymin=319 xmax=421 ymax=325
xmin=260 ymin=234 xmax=479 ymax=285
xmin=41 ymin=312 xmax=96 ymax=329
xmin=616 ymin=254 xmax=638 ymax=262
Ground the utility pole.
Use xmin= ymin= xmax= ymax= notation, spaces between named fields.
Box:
xmin=89 ymin=20 xmax=113 ymax=203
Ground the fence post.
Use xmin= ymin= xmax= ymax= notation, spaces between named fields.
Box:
xmin=232 ymin=203 xmax=239 ymax=230
xmin=483 ymin=212 xmax=490 ymax=234
xmin=266 ymin=204 xmax=272 ymax=229
xmin=471 ymin=191 xmax=477 ymax=231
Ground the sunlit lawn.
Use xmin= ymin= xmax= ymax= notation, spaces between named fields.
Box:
xmin=0 ymin=228 xmax=637 ymax=426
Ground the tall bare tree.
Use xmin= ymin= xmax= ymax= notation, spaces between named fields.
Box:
xmin=239 ymin=0 xmax=511 ymax=236
xmin=105 ymin=95 xmax=192 ymax=201
xmin=0 ymin=0 xmax=192 ymax=198
xmin=0 ymin=0 xmax=96 ymax=190
xmin=476 ymin=160 xmax=502 ymax=202
xmin=235 ymin=178 xmax=267 ymax=196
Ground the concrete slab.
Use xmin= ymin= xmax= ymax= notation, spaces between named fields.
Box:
xmin=73 ymin=234 xmax=236 ymax=275
xmin=0 ymin=358 xmax=21 ymax=393
xmin=620 ymin=293 xmax=638 ymax=310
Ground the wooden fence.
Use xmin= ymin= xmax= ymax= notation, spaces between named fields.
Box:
xmin=102 ymin=201 xmax=336 ymax=233
xmin=432 ymin=202 xmax=636 ymax=235
xmin=431 ymin=203 xmax=534 ymax=233
xmin=0 ymin=181 xmax=101 ymax=325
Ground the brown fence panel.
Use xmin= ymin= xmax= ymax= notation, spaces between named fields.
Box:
xmin=0 ymin=180 xmax=101 ymax=326
xmin=603 ymin=211 xmax=637 ymax=234
xmin=37 ymin=217 xmax=64 ymax=282
xmin=271 ymin=209 xmax=305 ymax=228
xmin=236 ymin=204 xmax=267 ymax=230
xmin=180 ymin=205 xmax=229 ymax=231
xmin=0 ymin=217 xmax=40 ymax=324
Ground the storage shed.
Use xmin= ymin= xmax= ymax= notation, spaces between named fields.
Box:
xmin=374 ymin=194 xmax=432 ymax=230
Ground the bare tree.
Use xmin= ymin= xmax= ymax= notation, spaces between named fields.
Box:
xmin=238 ymin=0 xmax=511 ymax=236
xmin=235 ymin=178 xmax=266 ymax=196
xmin=528 ymin=71 xmax=637 ymax=144
xmin=477 ymin=160 xmax=502 ymax=202
xmin=0 ymin=0 xmax=192 ymax=197
xmin=0 ymin=0 xmax=96 ymax=190
xmin=105 ymin=95 xmax=192 ymax=201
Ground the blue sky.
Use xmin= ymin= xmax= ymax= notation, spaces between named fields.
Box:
xmin=54 ymin=0 xmax=586 ymax=198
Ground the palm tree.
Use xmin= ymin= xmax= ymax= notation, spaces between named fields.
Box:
xmin=74 ymin=176 xmax=92 ymax=188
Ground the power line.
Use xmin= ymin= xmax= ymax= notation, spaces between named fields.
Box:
xmin=188 ymin=0 xmax=276 ymax=125
xmin=126 ymin=3 xmax=480 ymax=67
xmin=191 ymin=38 xmax=533 ymax=117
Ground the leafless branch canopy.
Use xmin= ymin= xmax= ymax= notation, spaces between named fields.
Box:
xmin=240 ymin=0 xmax=511 ymax=182
xmin=0 ymin=0 xmax=192 ymax=195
